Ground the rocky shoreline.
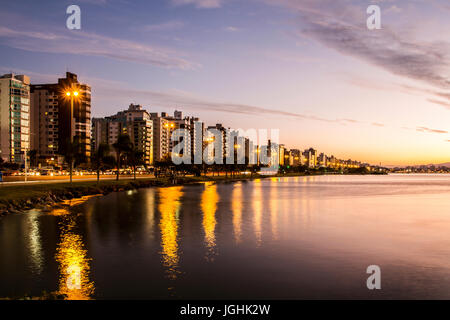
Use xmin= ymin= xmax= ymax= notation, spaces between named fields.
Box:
xmin=0 ymin=175 xmax=260 ymax=217
xmin=0 ymin=172 xmax=385 ymax=217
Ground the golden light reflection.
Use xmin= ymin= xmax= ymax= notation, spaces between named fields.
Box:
xmin=158 ymin=186 xmax=183 ymax=279
xmin=231 ymin=183 xmax=243 ymax=244
xmin=27 ymin=210 xmax=43 ymax=275
xmin=270 ymin=179 xmax=279 ymax=240
xmin=48 ymin=195 xmax=102 ymax=216
xmin=253 ymin=179 xmax=262 ymax=246
xmin=145 ymin=189 xmax=156 ymax=240
xmin=201 ymin=182 xmax=219 ymax=260
xmin=55 ymin=214 xmax=94 ymax=300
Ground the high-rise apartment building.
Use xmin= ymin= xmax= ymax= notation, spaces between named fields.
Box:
xmin=30 ymin=72 xmax=91 ymax=165
xmin=279 ymin=144 xmax=286 ymax=166
xmin=150 ymin=112 xmax=172 ymax=162
xmin=164 ymin=110 xmax=204 ymax=162
xmin=92 ymin=104 xmax=153 ymax=165
xmin=318 ymin=153 xmax=327 ymax=167
xmin=288 ymin=149 xmax=301 ymax=166
xmin=303 ymin=148 xmax=317 ymax=168
xmin=0 ymin=74 xmax=31 ymax=164
xmin=206 ymin=123 xmax=230 ymax=163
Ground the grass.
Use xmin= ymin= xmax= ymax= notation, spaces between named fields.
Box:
xmin=0 ymin=178 xmax=152 ymax=202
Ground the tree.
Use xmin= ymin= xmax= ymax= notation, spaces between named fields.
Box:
xmin=127 ymin=146 xmax=145 ymax=180
xmin=113 ymin=134 xmax=133 ymax=181
xmin=61 ymin=137 xmax=82 ymax=184
xmin=154 ymin=153 xmax=173 ymax=178
xmin=27 ymin=149 xmax=38 ymax=168
xmin=92 ymin=143 xmax=112 ymax=183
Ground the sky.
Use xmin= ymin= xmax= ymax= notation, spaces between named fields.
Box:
xmin=0 ymin=0 xmax=449 ymax=166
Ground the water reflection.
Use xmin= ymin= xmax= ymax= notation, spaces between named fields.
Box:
xmin=270 ymin=178 xmax=279 ymax=240
xmin=48 ymin=195 xmax=101 ymax=216
xmin=145 ymin=189 xmax=156 ymax=240
xmin=158 ymin=186 xmax=183 ymax=279
xmin=201 ymin=182 xmax=219 ymax=260
xmin=253 ymin=179 xmax=262 ymax=246
xmin=232 ymin=183 xmax=243 ymax=244
xmin=27 ymin=210 xmax=43 ymax=275
xmin=55 ymin=211 xmax=94 ymax=300
xmin=4 ymin=175 xmax=450 ymax=300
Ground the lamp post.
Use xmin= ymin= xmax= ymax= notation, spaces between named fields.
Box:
xmin=65 ymin=89 xmax=79 ymax=183
xmin=65 ymin=89 xmax=79 ymax=143
xmin=24 ymin=147 xmax=28 ymax=183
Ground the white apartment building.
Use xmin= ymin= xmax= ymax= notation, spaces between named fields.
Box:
xmin=0 ymin=74 xmax=30 ymax=164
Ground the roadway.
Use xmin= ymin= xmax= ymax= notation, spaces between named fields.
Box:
xmin=0 ymin=174 xmax=156 ymax=186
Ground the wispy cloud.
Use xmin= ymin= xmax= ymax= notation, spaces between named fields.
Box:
xmin=171 ymin=0 xmax=223 ymax=9
xmin=416 ymin=126 xmax=448 ymax=134
xmin=0 ymin=25 xmax=196 ymax=69
xmin=265 ymin=0 xmax=450 ymax=90
xmin=342 ymin=74 xmax=450 ymax=110
xmin=77 ymin=0 xmax=108 ymax=5
xmin=427 ymin=98 xmax=450 ymax=109
xmin=95 ymin=85 xmax=338 ymax=122
xmin=224 ymin=26 xmax=239 ymax=32
xmin=141 ymin=20 xmax=185 ymax=31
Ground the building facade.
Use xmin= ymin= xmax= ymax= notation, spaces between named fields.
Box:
xmin=31 ymin=72 xmax=91 ymax=166
xmin=0 ymin=74 xmax=31 ymax=164
xmin=92 ymin=104 xmax=154 ymax=166
xmin=150 ymin=112 xmax=171 ymax=162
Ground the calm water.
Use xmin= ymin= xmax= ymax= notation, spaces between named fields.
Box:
xmin=1 ymin=174 xmax=450 ymax=299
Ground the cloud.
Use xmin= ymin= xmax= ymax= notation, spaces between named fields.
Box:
xmin=342 ymin=74 xmax=450 ymax=109
xmin=3 ymin=65 xmax=445 ymax=140
xmin=265 ymin=0 xmax=450 ymax=90
xmin=171 ymin=0 xmax=223 ymax=8
xmin=141 ymin=20 xmax=185 ymax=31
xmin=416 ymin=126 xmax=448 ymax=134
xmin=77 ymin=0 xmax=108 ymax=5
xmin=0 ymin=26 xmax=196 ymax=69
xmin=224 ymin=26 xmax=239 ymax=32
xmin=427 ymin=98 xmax=450 ymax=109
xmin=385 ymin=5 xmax=402 ymax=14
xmin=95 ymin=85 xmax=339 ymax=122
xmin=339 ymin=118 xmax=360 ymax=124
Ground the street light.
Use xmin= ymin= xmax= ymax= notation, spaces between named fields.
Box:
xmin=65 ymin=88 xmax=80 ymax=184
xmin=65 ymin=89 xmax=80 ymax=143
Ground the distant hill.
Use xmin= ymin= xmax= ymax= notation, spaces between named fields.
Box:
xmin=385 ymin=162 xmax=450 ymax=168
xmin=436 ymin=162 xmax=450 ymax=167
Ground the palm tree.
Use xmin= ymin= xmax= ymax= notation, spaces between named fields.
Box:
xmin=27 ymin=149 xmax=38 ymax=168
xmin=62 ymin=137 xmax=81 ymax=184
xmin=92 ymin=143 xmax=111 ymax=183
xmin=113 ymin=134 xmax=132 ymax=181
xmin=127 ymin=147 xmax=145 ymax=180
xmin=155 ymin=153 xmax=173 ymax=178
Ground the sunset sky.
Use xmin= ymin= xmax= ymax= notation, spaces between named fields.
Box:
xmin=1 ymin=0 xmax=449 ymax=165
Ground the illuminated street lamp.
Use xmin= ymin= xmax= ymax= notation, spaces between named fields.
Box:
xmin=65 ymin=88 xmax=79 ymax=184
xmin=65 ymin=89 xmax=80 ymax=143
